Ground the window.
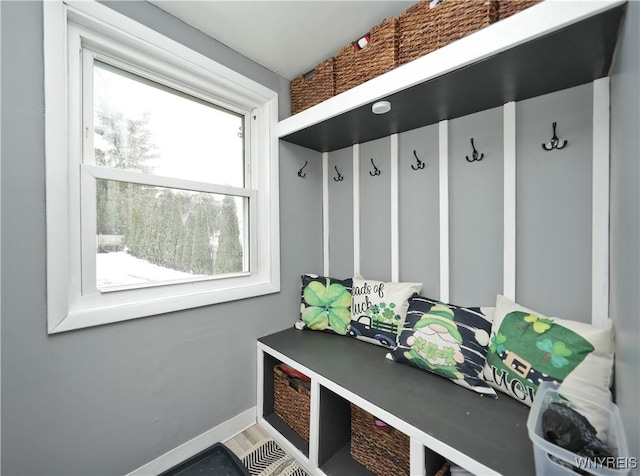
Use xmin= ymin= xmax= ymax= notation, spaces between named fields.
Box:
xmin=44 ymin=1 xmax=280 ymax=333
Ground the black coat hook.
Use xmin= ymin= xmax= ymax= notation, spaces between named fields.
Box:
xmin=297 ymin=161 xmax=308 ymax=178
xmin=542 ymin=122 xmax=568 ymax=151
xmin=411 ymin=150 xmax=425 ymax=170
xmin=369 ymin=158 xmax=381 ymax=176
xmin=466 ymin=138 xmax=484 ymax=163
xmin=333 ymin=165 xmax=344 ymax=182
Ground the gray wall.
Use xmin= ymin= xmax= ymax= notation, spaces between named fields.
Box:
xmin=359 ymin=137 xmax=392 ymax=280
xmin=449 ymin=107 xmax=503 ymax=307
xmin=328 ymin=146 xmax=354 ymax=278
xmin=610 ymin=0 xmax=640 ymax=465
xmin=0 ymin=2 xmax=321 ymax=475
xmin=398 ymin=124 xmax=439 ymax=296
xmin=516 ymin=83 xmax=594 ymax=322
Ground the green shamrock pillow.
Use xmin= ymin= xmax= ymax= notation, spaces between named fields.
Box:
xmin=348 ymin=276 xmax=422 ymax=347
xmin=295 ymin=274 xmax=353 ymax=335
xmin=482 ymin=295 xmax=614 ymax=407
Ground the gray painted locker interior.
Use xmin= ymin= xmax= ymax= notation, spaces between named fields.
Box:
xmin=398 ymin=124 xmax=440 ymax=296
xmin=328 ymin=146 xmax=355 ymax=278
xmin=516 ymin=83 xmax=594 ymax=323
xmin=325 ymin=91 xmax=591 ymax=314
xmin=448 ymin=106 xmax=504 ymax=307
xmin=1 ymin=1 xmax=639 ymax=474
xmin=359 ymin=136 xmax=392 ymax=280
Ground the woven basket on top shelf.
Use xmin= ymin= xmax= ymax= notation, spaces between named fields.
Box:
xmin=398 ymin=0 xmax=440 ymax=66
xmin=497 ymin=0 xmax=541 ymax=20
xmin=437 ymin=0 xmax=498 ymax=48
xmin=290 ymin=57 xmax=335 ymax=115
xmin=273 ymin=365 xmax=311 ymax=441
xmin=334 ymin=17 xmax=399 ymax=95
xmin=399 ymin=0 xmax=499 ymax=66
xmin=350 ymin=403 xmax=410 ymax=476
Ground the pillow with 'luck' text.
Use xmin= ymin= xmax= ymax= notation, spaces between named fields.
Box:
xmin=348 ymin=276 xmax=422 ymax=347
xmin=482 ymin=295 xmax=614 ymax=406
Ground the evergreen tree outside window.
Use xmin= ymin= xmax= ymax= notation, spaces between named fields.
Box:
xmin=215 ymin=196 xmax=244 ymax=275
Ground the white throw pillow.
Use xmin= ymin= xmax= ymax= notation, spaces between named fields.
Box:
xmin=348 ymin=275 xmax=422 ymax=348
xmin=482 ymin=295 xmax=614 ymax=406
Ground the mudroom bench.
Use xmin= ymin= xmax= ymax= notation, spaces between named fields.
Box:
xmin=257 ymin=327 xmax=535 ymax=475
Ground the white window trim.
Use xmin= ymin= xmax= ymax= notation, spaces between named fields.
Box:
xmin=44 ymin=0 xmax=280 ymax=334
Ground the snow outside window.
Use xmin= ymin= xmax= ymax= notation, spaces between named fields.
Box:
xmin=44 ymin=1 xmax=280 ymax=333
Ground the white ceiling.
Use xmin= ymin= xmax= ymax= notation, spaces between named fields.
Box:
xmin=149 ymin=1 xmax=416 ymax=80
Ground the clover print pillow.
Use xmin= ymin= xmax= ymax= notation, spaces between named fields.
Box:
xmin=348 ymin=276 xmax=422 ymax=347
xmin=295 ymin=274 xmax=353 ymax=336
xmin=482 ymin=295 xmax=614 ymax=406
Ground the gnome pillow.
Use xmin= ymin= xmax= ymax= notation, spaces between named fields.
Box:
xmin=387 ymin=295 xmax=497 ymax=398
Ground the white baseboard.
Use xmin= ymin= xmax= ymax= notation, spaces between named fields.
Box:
xmin=128 ymin=406 xmax=257 ymax=475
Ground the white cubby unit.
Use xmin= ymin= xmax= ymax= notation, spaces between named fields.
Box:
xmin=258 ymin=329 xmax=533 ymax=475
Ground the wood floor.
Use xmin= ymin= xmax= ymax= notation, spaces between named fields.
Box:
xmin=224 ymin=424 xmax=271 ymax=458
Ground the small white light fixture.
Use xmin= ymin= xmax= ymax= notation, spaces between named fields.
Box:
xmin=372 ymin=100 xmax=391 ymax=115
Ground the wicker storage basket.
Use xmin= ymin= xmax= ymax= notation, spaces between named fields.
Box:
xmin=498 ymin=0 xmax=541 ymax=20
xmin=399 ymin=0 xmax=498 ymax=66
xmin=436 ymin=0 xmax=498 ymax=53
xmin=335 ymin=17 xmax=399 ymax=95
xmin=273 ymin=365 xmax=311 ymax=441
xmin=398 ymin=0 xmax=441 ymax=66
xmin=290 ymin=57 xmax=335 ymax=115
xmin=350 ymin=404 xmax=410 ymax=476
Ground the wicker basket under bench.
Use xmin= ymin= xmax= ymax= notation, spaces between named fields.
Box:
xmin=350 ymin=403 xmax=410 ymax=476
xmin=273 ymin=364 xmax=311 ymax=441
